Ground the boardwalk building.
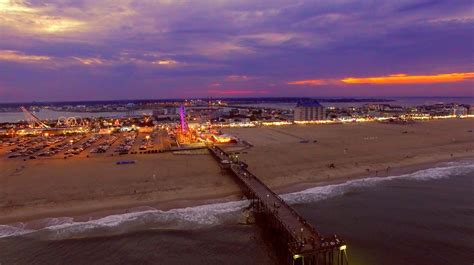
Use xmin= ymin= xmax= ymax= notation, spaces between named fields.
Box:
xmin=294 ymin=100 xmax=326 ymax=121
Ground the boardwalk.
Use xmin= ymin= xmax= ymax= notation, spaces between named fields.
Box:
xmin=208 ymin=145 xmax=348 ymax=265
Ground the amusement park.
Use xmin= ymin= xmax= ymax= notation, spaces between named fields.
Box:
xmin=0 ymin=104 xmax=240 ymax=161
xmin=12 ymin=107 xmax=89 ymax=136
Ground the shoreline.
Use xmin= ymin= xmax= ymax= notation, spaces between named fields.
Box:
xmin=272 ymin=154 xmax=474 ymax=195
xmin=2 ymin=154 xmax=472 ymax=228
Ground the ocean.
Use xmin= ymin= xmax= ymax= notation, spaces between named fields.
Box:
xmin=0 ymin=160 xmax=472 ymax=265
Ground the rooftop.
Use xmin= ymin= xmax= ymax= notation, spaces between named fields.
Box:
xmin=296 ymin=100 xmax=323 ymax=108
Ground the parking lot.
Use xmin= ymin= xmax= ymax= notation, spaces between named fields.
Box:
xmin=1 ymin=128 xmax=172 ymax=160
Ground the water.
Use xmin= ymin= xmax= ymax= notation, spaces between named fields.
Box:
xmin=0 ymin=161 xmax=472 ymax=265
xmin=1 ymin=97 xmax=472 ymax=123
xmin=0 ymin=109 xmax=156 ymax=123
xmin=293 ymin=163 xmax=474 ymax=265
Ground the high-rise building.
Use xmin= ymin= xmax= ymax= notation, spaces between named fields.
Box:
xmin=294 ymin=100 xmax=325 ymax=121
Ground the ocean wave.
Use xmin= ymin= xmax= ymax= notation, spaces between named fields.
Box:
xmin=0 ymin=161 xmax=472 ymax=239
xmin=0 ymin=200 xmax=249 ymax=240
xmin=282 ymin=160 xmax=474 ymax=205
xmin=0 ymin=224 xmax=33 ymax=238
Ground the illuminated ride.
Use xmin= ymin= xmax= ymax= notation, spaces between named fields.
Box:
xmin=15 ymin=107 xmax=89 ymax=136
xmin=174 ymin=105 xmax=237 ymax=144
xmin=180 ymin=105 xmax=189 ymax=133
xmin=176 ymin=105 xmax=195 ymax=144
xmin=21 ymin=106 xmax=50 ymax=129
xmin=56 ymin=116 xmax=88 ymax=127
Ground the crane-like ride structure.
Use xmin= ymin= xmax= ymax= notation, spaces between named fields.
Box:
xmin=20 ymin=106 xmax=50 ymax=129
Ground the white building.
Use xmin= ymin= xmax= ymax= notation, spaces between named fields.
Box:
xmin=294 ymin=100 xmax=325 ymax=121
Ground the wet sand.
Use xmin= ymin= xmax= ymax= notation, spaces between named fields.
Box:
xmin=1 ymin=118 xmax=473 ymax=224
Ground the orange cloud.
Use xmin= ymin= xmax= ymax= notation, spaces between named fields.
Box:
xmin=153 ymin=59 xmax=178 ymax=65
xmin=0 ymin=50 xmax=50 ymax=62
xmin=72 ymin=57 xmax=104 ymax=65
xmin=287 ymin=79 xmax=325 ymax=86
xmin=341 ymin=72 xmax=474 ymax=84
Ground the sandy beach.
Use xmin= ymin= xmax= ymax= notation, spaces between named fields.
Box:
xmin=1 ymin=118 xmax=473 ymax=224
xmin=224 ymin=118 xmax=474 ymax=193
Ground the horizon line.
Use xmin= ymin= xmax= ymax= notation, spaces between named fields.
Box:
xmin=1 ymin=95 xmax=474 ymax=105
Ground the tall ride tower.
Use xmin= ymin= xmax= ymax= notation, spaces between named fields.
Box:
xmin=179 ymin=105 xmax=188 ymax=134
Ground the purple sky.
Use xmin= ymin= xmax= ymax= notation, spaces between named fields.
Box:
xmin=0 ymin=0 xmax=473 ymax=102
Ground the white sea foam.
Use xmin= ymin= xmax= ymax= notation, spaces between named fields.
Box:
xmin=0 ymin=161 xmax=472 ymax=239
xmin=0 ymin=224 xmax=33 ymax=238
xmin=282 ymin=160 xmax=474 ymax=204
xmin=0 ymin=200 xmax=249 ymax=240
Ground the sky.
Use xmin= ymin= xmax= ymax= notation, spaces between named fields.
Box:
xmin=0 ymin=0 xmax=473 ymax=102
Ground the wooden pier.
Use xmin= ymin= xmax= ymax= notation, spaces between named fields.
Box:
xmin=208 ymin=145 xmax=348 ymax=265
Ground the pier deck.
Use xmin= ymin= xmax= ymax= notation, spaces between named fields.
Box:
xmin=208 ymin=145 xmax=348 ymax=265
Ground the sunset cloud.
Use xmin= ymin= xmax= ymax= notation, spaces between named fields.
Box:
xmin=341 ymin=72 xmax=474 ymax=85
xmin=1 ymin=0 xmax=473 ymax=101
xmin=0 ymin=50 xmax=50 ymax=62
xmin=287 ymin=79 xmax=326 ymax=86
xmin=227 ymin=75 xmax=254 ymax=81
xmin=0 ymin=0 xmax=85 ymax=34
xmin=72 ymin=57 xmax=105 ymax=66
xmin=153 ymin=59 xmax=178 ymax=66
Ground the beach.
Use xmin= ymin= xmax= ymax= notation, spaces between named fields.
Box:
xmin=1 ymin=118 xmax=473 ymax=224
xmin=224 ymin=118 xmax=474 ymax=193
xmin=1 ymin=159 xmax=473 ymax=265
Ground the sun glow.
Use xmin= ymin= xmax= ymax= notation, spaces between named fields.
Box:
xmin=341 ymin=72 xmax=474 ymax=84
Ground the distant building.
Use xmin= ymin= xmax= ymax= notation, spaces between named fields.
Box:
xmin=164 ymin=106 xmax=177 ymax=115
xmin=453 ymin=106 xmax=468 ymax=116
xmin=294 ymin=100 xmax=325 ymax=121
xmin=468 ymin=105 xmax=474 ymax=115
xmin=152 ymin=108 xmax=165 ymax=116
